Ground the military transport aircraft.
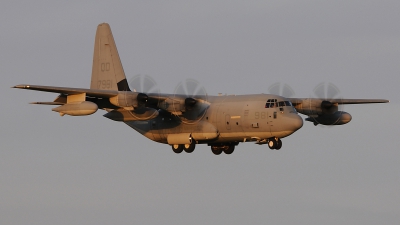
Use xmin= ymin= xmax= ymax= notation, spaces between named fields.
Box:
xmin=13 ymin=23 xmax=389 ymax=155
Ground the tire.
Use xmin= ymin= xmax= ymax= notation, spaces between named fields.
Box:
xmin=184 ymin=142 xmax=196 ymax=153
xmin=172 ymin=144 xmax=183 ymax=153
xmin=211 ymin=146 xmax=223 ymax=155
xmin=268 ymin=139 xmax=277 ymax=150
xmin=223 ymin=145 xmax=235 ymax=154
xmin=275 ymin=139 xmax=282 ymax=150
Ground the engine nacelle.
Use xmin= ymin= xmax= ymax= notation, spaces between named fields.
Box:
xmin=109 ymin=92 xmax=148 ymax=108
xmin=103 ymin=108 xmax=159 ymax=121
xmin=306 ymin=111 xmax=352 ymax=125
xmin=294 ymin=98 xmax=338 ymax=115
xmin=52 ymin=101 xmax=98 ymax=116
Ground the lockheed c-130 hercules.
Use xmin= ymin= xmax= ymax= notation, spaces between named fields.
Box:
xmin=14 ymin=23 xmax=389 ymax=155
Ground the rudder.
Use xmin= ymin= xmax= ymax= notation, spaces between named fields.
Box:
xmin=90 ymin=23 xmax=130 ymax=91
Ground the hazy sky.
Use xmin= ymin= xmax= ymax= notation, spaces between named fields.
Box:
xmin=1 ymin=1 xmax=399 ymax=224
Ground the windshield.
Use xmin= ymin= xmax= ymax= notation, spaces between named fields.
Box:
xmin=265 ymin=99 xmax=292 ymax=108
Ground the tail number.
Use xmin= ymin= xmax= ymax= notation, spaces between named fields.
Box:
xmin=254 ymin=112 xmax=266 ymax=119
xmin=101 ymin=63 xmax=110 ymax=72
xmin=98 ymin=80 xmax=112 ymax=89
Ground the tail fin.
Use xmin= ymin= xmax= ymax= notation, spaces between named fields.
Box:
xmin=90 ymin=23 xmax=131 ymax=91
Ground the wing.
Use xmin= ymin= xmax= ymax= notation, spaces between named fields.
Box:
xmin=288 ymin=98 xmax=389 ymax=125
xmin=289 ymin=98 xmax=389 ymax=105
xmin=13 ymin=84 xmax=118 ymax=98
xmin=13 ymin=84 xmax=159 ymax=119
xmin=13 ymin=84 xmax=209 ymax=121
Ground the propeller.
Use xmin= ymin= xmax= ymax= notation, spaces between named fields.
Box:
xmin=173 ymin=78 xmax=209 ymax=123
xmin=128 ymin=74 xmax=160 ymax=107
xmin=308 ymin=82 xmax=344 ymax=126
xmin=268 ymin=82 xmax=295 ymax=98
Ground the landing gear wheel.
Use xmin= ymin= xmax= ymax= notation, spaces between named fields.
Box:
xmin=276 ymin=139 xmax=282 ymax=150
xmin=211 ymin=146 xmax=223 ymax=155
xmin=268 ymin=139 xmax=277 ymax=150
xmin=172 ymin=144 xmax=183 ymax=153
xmin=223 ymin=145 xmax=235 ymax=154
xmin=184 ymin=142 xmax=196 ymax=153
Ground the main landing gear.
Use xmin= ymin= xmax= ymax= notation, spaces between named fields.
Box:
xmin=171 ymin=142 xmax=196 ymax=154
xmin=268 ymin=138 xmax=282 ymax=150
xmin=210 ymin=144 xmax=235 ymax=155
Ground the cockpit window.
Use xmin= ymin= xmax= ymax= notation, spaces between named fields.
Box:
xmin=265 ymin=100 xmax=293 ymax=108
xmin=279 ymin=101 xmax=293 ymax=106
xmin=265 ymin=99 xmax=278 ymax=108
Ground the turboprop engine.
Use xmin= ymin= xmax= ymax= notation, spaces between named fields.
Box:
xmin=52 ymin=101 xmax=98 ymax=116
xmin=306 ymin=111 xmax=352 ymax=125
xmin=103 ymin=107 xmax=159 ymax=121
xmin=104 ymin=92 xmax=159 ymax=121
xmin=109 ymin=92 xmax=148 ymax=108
xmin=293 ymin=99 xmax=352 ymax=125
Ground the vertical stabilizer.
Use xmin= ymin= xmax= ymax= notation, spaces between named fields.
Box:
xmin=91 ymin=23 xmax=130 ymax=91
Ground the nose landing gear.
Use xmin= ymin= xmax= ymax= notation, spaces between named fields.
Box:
xmin=268 ymin=138 xmax=282 ymax=150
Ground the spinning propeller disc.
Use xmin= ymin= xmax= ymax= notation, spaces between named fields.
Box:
xmin=173 ymin=79 xmax=209 ymax=124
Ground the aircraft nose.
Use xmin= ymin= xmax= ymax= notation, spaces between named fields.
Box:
xmin=289 ymin=113 xmax=303 ymax=131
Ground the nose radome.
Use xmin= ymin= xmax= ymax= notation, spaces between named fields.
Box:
xmin=292 ymin=114 xmax=303 ymax=131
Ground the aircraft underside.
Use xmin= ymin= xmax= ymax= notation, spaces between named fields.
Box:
xmin=125 ymin=107 xmax=302 ymax=155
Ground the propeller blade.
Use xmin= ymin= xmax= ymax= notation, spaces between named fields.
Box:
xmin=314 ymin=82 xmax=326 ymax=99
xmin=129 ymin=74 xmax=160 ymax=94
xmin=268 ymin=83 xmax=295 ymax=98
xmin=327 ymin=83 xmax=339 ymax=99
xmin=173 ymin=78 xmax=208 ymax=123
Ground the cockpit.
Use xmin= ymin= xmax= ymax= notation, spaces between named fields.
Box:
xmin=265 ymin=98 xmax=297 ymax=113
xmin=265 ymin=99 xmax=293 ymax=108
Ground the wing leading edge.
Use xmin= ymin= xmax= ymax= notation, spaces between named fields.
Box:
xmin=289 ymin=98 xmax=389 ymax=105
xmin=13 ymin=84 xmax=118 ymax=98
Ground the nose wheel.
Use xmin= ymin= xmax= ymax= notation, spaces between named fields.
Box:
xmin=268 ymin=138 xmax=282 ymax=150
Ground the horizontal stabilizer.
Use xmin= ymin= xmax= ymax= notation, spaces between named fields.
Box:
xmin=30 ymin=102 xmax=64 ymax=105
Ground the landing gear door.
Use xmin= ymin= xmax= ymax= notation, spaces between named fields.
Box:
xmin=265 ymin=99 xmax=279 ymax=135
xmin=267 ymin=111 xmax=274 ymax=135
xmin=270 ymin=108 xmax=280 ymax=133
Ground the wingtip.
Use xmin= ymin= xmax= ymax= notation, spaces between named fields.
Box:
xmin=13 ymin=84 xmax=30 ymax=89
xmin=381 ymin=99 xmax=390 ymax=103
